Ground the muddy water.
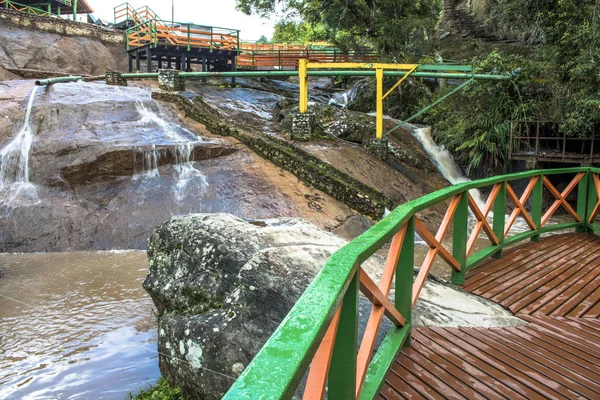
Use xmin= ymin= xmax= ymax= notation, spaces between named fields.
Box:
xmin=0 ymin=251 xmax=159 ymax=399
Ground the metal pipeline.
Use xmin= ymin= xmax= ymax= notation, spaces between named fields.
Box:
xmin=35 ymin=76 xmax=83 ymax=86
xmin=82 ymin=75 xmax=106 ymax=82
xmin=180 ymin=70 xmax=510 ymax=80
xmin=121 ymin=73 xmax=160 ymax=79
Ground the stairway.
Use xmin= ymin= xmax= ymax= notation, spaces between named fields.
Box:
xmin=443 ymin=4 xmax=506 ymax=42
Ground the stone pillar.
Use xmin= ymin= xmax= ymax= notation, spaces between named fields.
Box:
xmin=368 ymin=138 xmax=389 ymax=161
xmin=525 ymin=158 xmax=539 ymax=170
xmin=158 ymin=69 xmax=185 ymax=92
xmin=105 ymin=71 xmax=127 ymax=86
xmin=291 ymin=112 xmax=315 ymax=141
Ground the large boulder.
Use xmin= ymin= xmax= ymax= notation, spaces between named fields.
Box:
xmin=144 ymin=213 xmax=348 ymax=399
xmin=144 ymin=213 xmax=525 ymax=399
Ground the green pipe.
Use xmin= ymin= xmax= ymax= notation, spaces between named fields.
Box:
xmin=121 ymin=73 xmax=159 ymax=79
xmin=73 ymin=0 xmax=77 ymax=21
xmin=180 ymin=70 xmax=510 ymax=80
xmin=35 ymin=76 xmax=82 ymax=86
xmin=180 ymin=71 xmax=297 ymax=78
xmin=82 ymin=75 xmax=106 ymax=82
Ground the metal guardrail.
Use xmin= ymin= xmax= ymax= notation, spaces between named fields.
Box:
xmin=1 ymin=0 xmax=51 ymax=16
xmin=510 ymin=121 xmax=600 ymax=165
xmin=224 ymin=167 xmax=600 ymax=399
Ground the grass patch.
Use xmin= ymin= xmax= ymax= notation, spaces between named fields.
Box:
xmin=127 ymin=378 xmax=184 ymax=400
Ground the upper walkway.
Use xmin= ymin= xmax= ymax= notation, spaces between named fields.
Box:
xmin=382 ymin=232 xmax=600 ymax=399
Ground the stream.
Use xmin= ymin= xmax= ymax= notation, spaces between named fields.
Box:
xmin=0 ymin=251 xmax=159 ymax=399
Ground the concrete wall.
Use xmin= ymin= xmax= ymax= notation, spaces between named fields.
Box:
xmin=0 ymin=8 xmax=125 ymax=45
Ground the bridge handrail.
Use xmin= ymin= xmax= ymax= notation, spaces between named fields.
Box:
xmin=1 ymin=0 xmax=52 ymax=16
xmin=223 ymin=167 xmax=600 ymax=399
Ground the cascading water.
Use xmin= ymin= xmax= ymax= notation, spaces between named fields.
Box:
xmin=412 ymin=126 xmax=486 ymax=210
xmin=0 ymin=86 xmax=40 ymax=207
xmin=133 ymin=101 xmax=207 ymax=201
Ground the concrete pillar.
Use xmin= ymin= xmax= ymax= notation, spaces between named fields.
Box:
xmin=168 ymin=58 xmax=172 ymax=69
xmin=367 ymin=138 xmax=389 ymax=161
xmin=105 ymin=72 xmax=127 ymax=86
xmin=176 ymin=57 xmax=181 ymax=71
xmin=158 ymin=69 xmax=185 ymax=91
xmin=128 ymin=53 xmax=133 ymax=73
xmin=230 ymin=57 xmax=236 ymax=87
xmin=202 ymin=56 xmax=207 ymax=83
xmin=135 ymin=49 xmax=141 ymax=71
xmin=146 ymin=48 xmax=152 ymax=73
xmin=158 ymin=58 xmax=163 ymax=69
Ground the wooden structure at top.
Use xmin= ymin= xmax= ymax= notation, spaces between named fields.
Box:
xmin=0 ymin=0 xmax=93 ymax=17
xmin=114 ymin=3 xmax=378 ymax=73
xmin=510 ymin=121 xmax=600 ymax=166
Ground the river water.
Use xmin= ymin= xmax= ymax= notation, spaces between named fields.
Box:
xmin=0 ymin=251 xmax=160 ymax=399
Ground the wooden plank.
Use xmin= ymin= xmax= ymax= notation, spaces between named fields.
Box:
xmin=464 ymin=234 xmax=587 ymax=296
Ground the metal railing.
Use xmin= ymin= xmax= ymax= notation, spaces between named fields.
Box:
xmin=510 ymin=121 xmax=600 ymax=165
xmin=1 ymin=0 xmax=52 ymax=16
xmin=224 ymin=167 xmax=600 ymax=399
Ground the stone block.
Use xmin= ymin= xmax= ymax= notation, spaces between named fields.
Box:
xmin=158 ymin=69 xmax=185 ymax=92
xmin=368 ymin=138 xmax=389 ymax=161
xmin=291 ymin=112 xmax=315 ymax=141
xmin=105 ymin=71 xmax=127 ymax=86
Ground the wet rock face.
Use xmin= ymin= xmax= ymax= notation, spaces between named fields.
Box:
xmin=0 ymin=25 xmax=121 ymax=75
xmin=144 ymin=213 xmax=346 ymax=399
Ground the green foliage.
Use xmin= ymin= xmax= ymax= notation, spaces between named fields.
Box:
xmin=236 ymin=0 xmax=442 ymax=54
xmin=127 ymin=378 xmax=184 ymax=400
xmin=256 ymin=35 xmax=270 ymax=44
xmin=272 ymin=21 xmax=328 ymax=43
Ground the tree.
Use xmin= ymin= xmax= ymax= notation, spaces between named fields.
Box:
xmin=236 ymin=0 xmax=441 ymax=54
xmin=256 ymin=35 xmax=270 ymax=44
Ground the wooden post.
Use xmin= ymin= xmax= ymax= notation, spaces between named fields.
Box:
xmin=396 ymin=217 xmax=414 ymax=346
xmin=328 ymin=272 xmax=358 ymax=399
xmin=492 ymin=182 xmax=507 ymax=258
xmin=451 ymin=194 xmax=469 ymax=285
xmin=577 ymin=171 xmax=590 ymax=233
xmin=531 ymin=175 xmax=544 ymax=242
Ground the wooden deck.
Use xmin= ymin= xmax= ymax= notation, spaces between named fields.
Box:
xmin=380 ymin=233 xmax=600 ymax=399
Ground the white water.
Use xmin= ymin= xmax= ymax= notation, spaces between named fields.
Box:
xmin=133 ymin=101 xmax=207 ymax=201
xmin=412 ymin=126 xmax=486 ymax=210
xmin=0 ymin=86 xmax=40 ymax=208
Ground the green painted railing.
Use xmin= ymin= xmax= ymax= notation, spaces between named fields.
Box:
xmin=224 ymin=167 xmax=600 ymax=399
xmin=1 ymin=0 xmax=51 ymax=16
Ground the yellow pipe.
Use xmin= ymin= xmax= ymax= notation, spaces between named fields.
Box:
xmin=299 ymin=59 xmax=308 ymax=113
xmin=376 ymin=68 xmax=384 ymax=139
xmin=382 ymin=64 xmax=418 ymax=100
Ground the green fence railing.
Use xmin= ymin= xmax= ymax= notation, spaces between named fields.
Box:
xmin=223 ymin=167 xmax=600 ymax=399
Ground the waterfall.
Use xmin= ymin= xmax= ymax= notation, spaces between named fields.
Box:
xmin=133 ymin=101 xmax=207 ymax=200
xmin=412 ymin=126 xmax=486 ymax=210
xmin=0 ymin=86 xmax=40 ymax=206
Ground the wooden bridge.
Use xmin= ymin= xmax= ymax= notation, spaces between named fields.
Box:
xmin=224 ymin=167 xmax=600 ymax=399
xmin=113 ymin=3 xmax=378 ymax=73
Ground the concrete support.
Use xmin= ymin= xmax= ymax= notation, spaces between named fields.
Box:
xmin=291 ymin=112 xmax=315 ymax=141
xmin=367 ymin=138 xmax=389 ymax=161
xmin=135 ymin=49 xmax=141 ymax=71
xmin=168 ymin=58 xmax=172 ymax=69
xmin=202 ymin=56 xmax=207 ymax=83
xmin=128 ymin=53 xmax=133 ymax=73
xmin=231 ymin=57 xmax=237 ymax=87
xmin=158 ymin=58 xmax=163 ymax=69
xmin=158 ymin=69 xmax=185 ymax=91
xmin=176 ymin=57 xmax=181 ymax=71
xmin=105 ymin=72 xmax=127 ymax=86
xmin=146 ymin=48 xmax=152 ymax=73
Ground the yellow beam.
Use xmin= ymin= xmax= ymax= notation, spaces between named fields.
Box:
xmin=306 ymin=62 xmax=418 ymax=70
xmin=299 ymin=59 xmax=308 ymax=113
xmin=376 ymin=68 xmax=384 ymax=139
xmin=382 ymin=64 xmax=418 ymax=100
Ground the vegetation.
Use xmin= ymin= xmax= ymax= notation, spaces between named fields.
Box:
xmin=127 ymin=378 xmax=183 ymax=400
xmin=238 ymin=0 xmax=599 ymax=176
